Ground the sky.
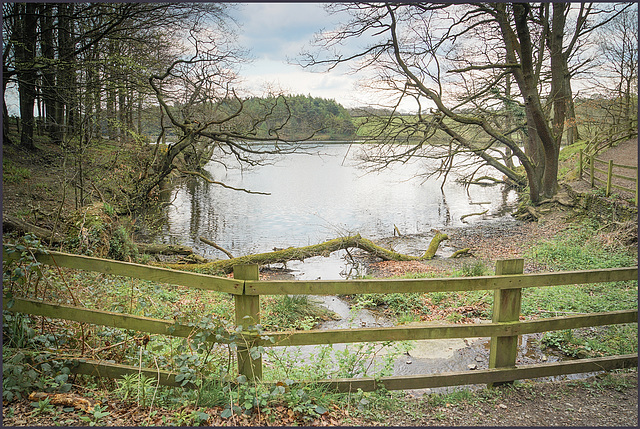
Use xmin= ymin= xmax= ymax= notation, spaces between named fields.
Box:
xmin=228 ymin=3 xmax=381 ymax=110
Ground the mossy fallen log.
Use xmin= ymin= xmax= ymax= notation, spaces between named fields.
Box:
xmin=159 ymin=233 xmax=449 ymax=274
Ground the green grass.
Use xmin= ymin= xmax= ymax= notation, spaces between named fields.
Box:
xmin=352 ymin=261 xmax=493 ymax=321
xmin=522 ymin=218 xmax=637 ymax=357
xmin=558 ymin=139 xmax=588 ymax=162
xmin=2 ymin=159 xmax=31 ymax=183
xmin=522 ymin=219 xmax=637 ymax=316
xmin=352 ymin=292 xmax=429 ymax=316
xmin=261 ymin=295 xmax=334 ymax=331
xmin=526 ymin=227 xmax=636 ymax=270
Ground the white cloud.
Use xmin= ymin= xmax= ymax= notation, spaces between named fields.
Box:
xmin=239 ymin=59 xmax=361 ymax=105
xmin=232 ymin=3 xmax=330 ymax=61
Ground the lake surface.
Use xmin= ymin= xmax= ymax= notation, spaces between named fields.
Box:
xmin=155 ymin=143 xmax=518 ymax=278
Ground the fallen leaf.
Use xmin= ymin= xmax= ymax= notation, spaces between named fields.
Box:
xmin=28 ymin=392 xmax=100 ymax=413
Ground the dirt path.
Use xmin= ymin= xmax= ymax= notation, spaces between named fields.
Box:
xmin=354 ymin=371 xmax=638 ymax=427
xmin=571 ymin=137 xmax=638 ymax=201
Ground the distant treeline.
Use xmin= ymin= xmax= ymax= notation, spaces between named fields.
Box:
xmin=127 ymin=94 xmax=359 ymax=142
xmin=241 ymin=94 xmax=358 ymax=140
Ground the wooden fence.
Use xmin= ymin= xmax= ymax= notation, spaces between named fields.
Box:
xmin=3 ymin=248 xmax=638 ymax=392
xmin=579 ymin=150 xmax=638 ymax=204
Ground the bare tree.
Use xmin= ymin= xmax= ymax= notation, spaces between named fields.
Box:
xmin=132 ymin=25 xmax=317 ymax=210
xmin=594 ymin=4 xmax=638 ymax=133
xmin=299 ymin=2 xmax=632 ymax=205
xmin=4 ymin=3 xmax=322 ymax=213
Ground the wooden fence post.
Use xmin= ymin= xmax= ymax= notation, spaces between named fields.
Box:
xmin=233 ymin=264 xmax=262 ymax=381
xmin=589 ymin=155 xmax=595 ymax=187
xmin=606 ymin=160 xmax=614 ymax=197
xmin=488 ymin=259 xmax=524 ymax=387
xmin=578 ymin=150 xmax=583 ymax=180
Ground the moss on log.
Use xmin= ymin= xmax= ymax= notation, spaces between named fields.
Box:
xmin=160 ymin=233 xmax=449 ymax=274
xmin=422 ymin=233 xmax=449 ymax=259
xmin=450 ymin=248 xmax=471 ymax=258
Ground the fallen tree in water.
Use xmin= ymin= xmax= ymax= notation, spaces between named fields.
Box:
xmin=135 ymin=243 xmax=194 ymax=255
xmin=160 ymin=232 xmax=449 ymax=275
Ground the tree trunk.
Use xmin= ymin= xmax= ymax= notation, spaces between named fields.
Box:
xmin=107 ymin=40 xmax=118 ymax=141
xmin=57 ymin=3 xmax=76 ymax=142
xmin=118 ymin=84 xmax=126 ymax=141
xmin=160 ymin=233 xmax=449 ymax=275
xmin=2 ymin=214 xmax=66 ymax=245
xmin=51 ymin=4 xmax=65 ymax=147
xmin=513 ymin=3 xmax=559 ymax=202
xmin=40 ymin=5 xmax=57 ymax=138
xmin=3 ymin=105 xmax=12 ymax=145
xmin=522 ymin=108 xmax=545 ymax=204
xmin=503 ymin=75 xmax=515 ymax=170
xmin=564 ymin=70 xmax=579 ymax=145
xmin=542 ymin=2 xmax=568 ymax=199
xmin=15 ymin=3 xmax=38 ymax=150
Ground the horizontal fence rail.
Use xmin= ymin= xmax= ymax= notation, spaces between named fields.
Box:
xmin=310 ymin=355 xmax=639 ymax=392
xmin=244 ymin=267 xmax=637 ymax=295
xmin=3 ymin=247 xmax=638 ymax=392
xmin=7 ymin=249 xmax=635 ymax=296
xmin=5 ymin=296 xmax=636 ymax=348
xmin=3 ymin=249 xmax=243 ymax=294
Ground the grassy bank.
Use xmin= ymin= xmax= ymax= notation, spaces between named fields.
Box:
xmin=2 ymin=212 xmax=637 ymax=425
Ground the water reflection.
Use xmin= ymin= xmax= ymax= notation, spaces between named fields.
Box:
xmin=153 ymin=144 xmax=518 ymax=263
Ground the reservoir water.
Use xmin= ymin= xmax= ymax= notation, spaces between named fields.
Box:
xmin=155 ymin=143 xmax=518 ymax=279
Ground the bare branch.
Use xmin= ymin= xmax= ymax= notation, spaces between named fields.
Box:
xmin=174 ymin=167 xmax=271 ymax=195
